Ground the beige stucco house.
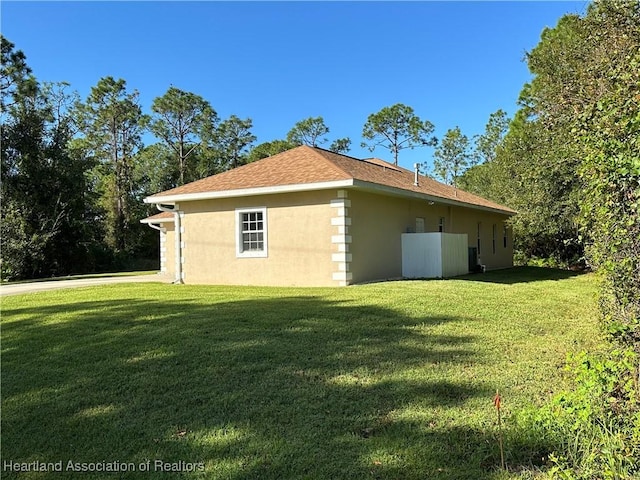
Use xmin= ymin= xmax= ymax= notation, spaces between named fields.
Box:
xmin=141 ymin=146 xmax=516 ymax=287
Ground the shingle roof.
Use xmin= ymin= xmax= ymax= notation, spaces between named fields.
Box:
xmin=147 ymin=146 xmax=351 ymax=198
xmin=140 ymin=211 xmax=174 ymax=224
xmin=145 ymin=145 xmax=515 ymax=215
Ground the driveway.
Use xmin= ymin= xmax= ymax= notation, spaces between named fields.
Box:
xmin=0 ymin=275 xmax=163 ymax=297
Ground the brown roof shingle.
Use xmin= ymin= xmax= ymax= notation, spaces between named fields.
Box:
xmin=149 ymin=146 xmax=352 ymax=198
xmin=146 ymin=145 xmax=515 ymax=215
xmin=317 ymin=149 xmax=515 ymax=214
xmin=140 ymin=211 xmax=174 ymax=223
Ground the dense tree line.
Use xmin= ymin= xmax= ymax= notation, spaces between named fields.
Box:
xmin=464 ymin=2 xmax=638 ymax=477
xmin=458 ymin=0 xmax=639 ymax=343
xmin=437 ymin=4 xmax=640 ymax=470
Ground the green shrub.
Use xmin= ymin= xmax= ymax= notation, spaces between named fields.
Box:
xmin=513 ymin=251 xmax=586 ymax=271
xmin=513 ymin=349 xmax=640 ymax=479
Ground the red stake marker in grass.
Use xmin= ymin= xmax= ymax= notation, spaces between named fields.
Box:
xmin=494 ymin=390 xmax=505 ymax=471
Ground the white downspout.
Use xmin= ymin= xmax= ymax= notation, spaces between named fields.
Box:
xmin=156 ymin=203 xmax=183 ymax=284
xmin=146 ymin=223 xmax=164 ymax=232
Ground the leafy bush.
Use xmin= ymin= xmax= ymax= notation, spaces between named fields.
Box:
xmin=512 ymin=350 xmax=640 ymax=479
xmin=513 ymin=251 xmax=586 ymax=271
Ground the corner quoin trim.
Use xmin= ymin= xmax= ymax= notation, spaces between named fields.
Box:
xmin=331 ymin=189 xmax=353 ymax=286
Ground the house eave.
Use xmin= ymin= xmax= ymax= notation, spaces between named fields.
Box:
xmin=144 ymin=179 xmax=355 ymax=205
xmin=351 ymin=180 xmax=517 ymax=216
xmin=140 ymin=217 xmax=175 ymax=224
xmin=143 ymin=177 xmax=515 ymax=216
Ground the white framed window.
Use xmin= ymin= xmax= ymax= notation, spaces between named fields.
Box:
xmin=236 ymin=207 xmax=268 ymax=258
xmin=439 ymin=217 xmax=445 ymax=233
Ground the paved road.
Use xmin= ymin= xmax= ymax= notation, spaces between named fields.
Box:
xmin=0 ymin=275 xmax=163 ymax=297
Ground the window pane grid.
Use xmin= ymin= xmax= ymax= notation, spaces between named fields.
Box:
xmin=242 ymin=212 xmax=263 ymax=232
xmin=240 ymin=211 xmax=265 ymax=253
xmin=242 ymin=232 xmax=264 ymax=251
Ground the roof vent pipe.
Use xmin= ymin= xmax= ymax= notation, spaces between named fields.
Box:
xmin=413 ymin=163 xmax=420 ymax=187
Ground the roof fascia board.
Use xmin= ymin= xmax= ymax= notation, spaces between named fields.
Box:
xmin=351 ymin=180 xmax=516 ymax=216
xmin=145 ymin=179 xmax=355 ymax=204
xmin=140 ymin=217 xmax=175 ymax=224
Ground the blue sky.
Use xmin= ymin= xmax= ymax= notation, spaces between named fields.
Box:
xmin=2 ymin=1 xmax=587 ymax=170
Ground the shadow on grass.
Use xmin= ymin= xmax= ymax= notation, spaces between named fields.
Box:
xmin=458 ymin=266 xmax=584 ymax=285
xmin=2 ymin=295 xmax=550 ymax=479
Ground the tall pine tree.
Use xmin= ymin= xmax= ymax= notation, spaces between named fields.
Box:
xmin=74 ymin=77 xmax=147 ymax=253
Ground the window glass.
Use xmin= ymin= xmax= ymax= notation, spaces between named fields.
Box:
xmin=236 ymin=208 xmax=267 ymax=257
xmin=492 ymin=224 xmax=497 ymax=254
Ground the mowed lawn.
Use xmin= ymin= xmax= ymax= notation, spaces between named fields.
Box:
xmin=1 ymin=268 xmax=601 ymax=480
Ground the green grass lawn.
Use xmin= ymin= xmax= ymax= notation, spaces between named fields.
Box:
xmin=1 ymin=267 xmax=601 ymax=479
